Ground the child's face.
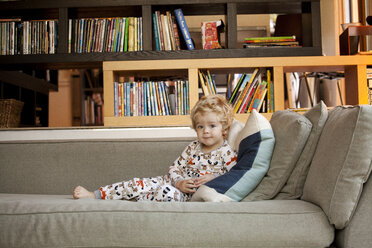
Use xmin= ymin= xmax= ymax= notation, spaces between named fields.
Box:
xmin=194 ymin=111 xmax=225 ymax=153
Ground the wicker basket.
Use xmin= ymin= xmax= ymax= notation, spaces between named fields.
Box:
xmin=0 ymin=99 xmax=24 ymax=128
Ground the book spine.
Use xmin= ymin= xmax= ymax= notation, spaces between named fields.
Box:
xmin=155 ymin=11 xmax=164 ymax=50
xmin=244 ymin=35 xmax=295 ymax=41
xmin=171 ymin=15 xmax=181 ymax=50
xmin=162 ymin=14 xmax=171 ymax=51
xmin=174 ymin=8 xmax=194 ymax=50
xmin=166 ymin=11 xmax=176 ymax=50
xmin=152 ymin=13 xmax=160 ymax=51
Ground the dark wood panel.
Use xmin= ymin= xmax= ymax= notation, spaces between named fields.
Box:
xmin=0 ymin=71 xmax=57 ymax=94
xmin=0 ymin=47 xmax=322 ymax=70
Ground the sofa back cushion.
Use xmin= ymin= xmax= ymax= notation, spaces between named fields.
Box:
xmin=302 ymin=105 xmax=372 ymax=229
xmin=0 ymin=139 xmax=189 ymax=195
xmin=275 ymin=101 xmax=328 ymax=199
xmin=243 ymin=110 xmax=312 ymax=201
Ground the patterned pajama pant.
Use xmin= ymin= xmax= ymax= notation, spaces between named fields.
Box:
xmin=99 ymin=176 xmax=191 ymax=202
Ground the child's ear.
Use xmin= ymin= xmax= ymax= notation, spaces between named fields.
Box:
xmin=223 ymin=128 xmax=228 ymax=137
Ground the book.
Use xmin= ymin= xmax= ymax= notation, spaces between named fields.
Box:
xmin=199 ymin=70 xmax=209 ymax=96
xmin=232 ymin=73 xmax=253 ymax=112
xmin=114 ymin=79 xmax=189 ymax=117
xmin=244 ymin=36 xmax=296 ymax=42
xmin=237 ymin=69 xmax=264 ymax=113
xmin=198 ymin=70 xmax=217 ymax=95
xmin=166 ymin=11 xmax=176 ymax=50
xmin=67 ymin=16 xmax=143 ymax=53
xmin=201 ymin=20 xmax=223 ymax=49
xmin=229 ymin=73 xmax=247 ymax=104
xmin=155 ymin=11 xmax=165 ymax=50
xmin=174 ymin=8 xmax=194 ymax=50
xmin=162 ymin=14 xmax=171 ymax=51
xmin=171 ymin=15 xmax=181 ymax=50
xmin=243 ymin=41 xmax=299 ymax=47
xmin=249 ymin=80 xmax=267 ymax=112
xmin=152 ymin=13 xmax=160 ymax=51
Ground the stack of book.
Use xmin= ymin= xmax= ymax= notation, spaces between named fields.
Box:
xmin=0 ymin=19 xmax=58 ymax=55
xmin=68 ymin=17 xmax=142 ymax=53
xmin=84 ymin=92 xmax=104 ymax=126
xmin=198 ymin=70 xmax=217 ymax=96
xmin=114 ymin=80 xmax=189 ymax=117
xmin=227 ymin=69 xmax=274 ymax=113
xmin=153 ymin=8 xmax=194 ymax=51
xmin=243 ymin=35 xmax=299 ymax=48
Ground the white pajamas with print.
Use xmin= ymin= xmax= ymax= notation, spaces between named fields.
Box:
xmin=97 ymin=140 xmax=237 ymax=202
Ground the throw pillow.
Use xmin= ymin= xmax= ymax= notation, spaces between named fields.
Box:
xmin=275 ymin=101 xmax=328 ymax=199
xmin=243 ymin=109 xmax=312 ymax=201
xmin=227 ymin=119 xmax=244 ymax=151
xmin=191 ymin=109 xmax=275 ymax=202
xmin=302 ymin=105 xmax=372 ymax=229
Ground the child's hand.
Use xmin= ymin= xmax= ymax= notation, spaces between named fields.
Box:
xmin=194 ymin=174 xmax=216 ymax=187
xmin=176 ymin=179 xmax=197 ymax=193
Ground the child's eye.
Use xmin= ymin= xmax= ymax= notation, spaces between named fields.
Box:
xmin=197 ymin=125 xmax=203 ymax=129
xmin=210 ymin=124 xmax=216 ymax=128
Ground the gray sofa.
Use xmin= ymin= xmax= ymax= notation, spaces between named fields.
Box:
xmin=1 ymin=104 xmax=371 ymax=248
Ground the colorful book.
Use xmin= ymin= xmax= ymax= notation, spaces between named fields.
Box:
xmin=171 ymin=15 xmax=181 ymax=50
xmin=244 ymin=35 xmax=296 ymax=42
xmin=232 ymin=73 xmax=254 ymax=112
xmin=229 ymin=73 xmax=246 ymax=104
xmin=152 ymin=14 xmax=160 ymax=51
xmin=198 ymin=70 xmax=209 ymax=96
xmin=174 ymin=8 xmax=194 ymax=50
xmin=166 ymin=11 xmax=176 ymax=50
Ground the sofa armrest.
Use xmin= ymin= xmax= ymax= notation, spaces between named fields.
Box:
xmin=335 ymin=163 xmax=372 ymax=248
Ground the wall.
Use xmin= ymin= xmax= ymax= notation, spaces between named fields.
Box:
xmin=321 ymin=0 xmax=341 ymax=56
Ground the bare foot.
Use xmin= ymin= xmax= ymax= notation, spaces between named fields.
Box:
xmin=73 ymin=186 xmax=95 ymax=199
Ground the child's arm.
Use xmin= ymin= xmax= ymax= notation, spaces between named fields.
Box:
xmin=168 ymin=141 xmax=195 ymax=187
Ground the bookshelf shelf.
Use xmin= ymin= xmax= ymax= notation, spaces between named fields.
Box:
xmin=103 ymin=56 xmax=371 ymax=127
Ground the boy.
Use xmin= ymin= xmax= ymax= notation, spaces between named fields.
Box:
xmin=73 ymin=94 xmax=237 ymax=201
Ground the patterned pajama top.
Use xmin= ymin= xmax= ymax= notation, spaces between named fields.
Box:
xmin=168 ymin=140 xmax=237 ymax=187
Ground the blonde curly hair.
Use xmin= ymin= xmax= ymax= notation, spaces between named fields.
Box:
xmin=190 ymin=95 xmax=234 ymax=138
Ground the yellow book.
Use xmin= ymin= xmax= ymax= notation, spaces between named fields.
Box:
xmin=207 ymin=70 xmax=216 ymax=94
xmin=198 ymin=70 xmax=209 ymax=96
xmin=128 ymin=17 xmax=134 ymax=51
xmin=267 ymin=70 xmax=272 ymax=112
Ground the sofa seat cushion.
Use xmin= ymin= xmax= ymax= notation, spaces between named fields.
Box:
xmin=0 ymin=194 xmax=334 ymax=248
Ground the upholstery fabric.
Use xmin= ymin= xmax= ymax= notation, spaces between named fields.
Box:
xmin=227 ymin=119 xmax=244 ymax=151
xmin=0 ymin=194 xmax=334 ymax=248
xmin=192 ymin=110 xmax=275 ymax=202
xmin=276 ymin=101 xmax=328 ymax=199
xmin=302 ymin=105 xmax=372 ymax=229
xmin=0 ymin=140 xmax=189 ymax=195
xmin=335 ymin=174 xmax=372 ymax=248
xmin=244 ymin=110 xmax=312 ymax=201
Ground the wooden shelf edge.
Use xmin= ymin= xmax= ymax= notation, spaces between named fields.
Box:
xmin=104 ymin=115 xmax=192 ymax=127
xmin=0 ymin=48 xmax=323 ymax=70
xmin=104 ymin=112 xmax=273 ymax=127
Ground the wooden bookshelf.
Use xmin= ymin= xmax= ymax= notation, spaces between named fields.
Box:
xmin=0 ymin=0 xmax=322 ymax=70
xmin=103 ymin=55 xmax=371 ymax=127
